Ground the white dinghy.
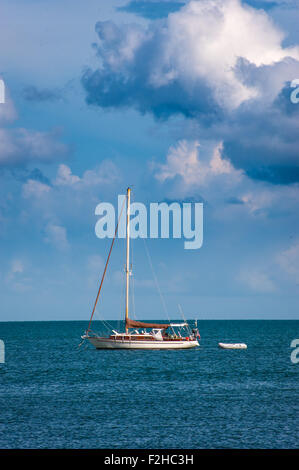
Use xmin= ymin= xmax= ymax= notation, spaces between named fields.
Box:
xmin=218 ymin=343 xmax=247 ymax=349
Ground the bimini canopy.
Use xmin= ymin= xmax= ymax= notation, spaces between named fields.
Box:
xmin=126 ymin=318 xmax=170 ymax=330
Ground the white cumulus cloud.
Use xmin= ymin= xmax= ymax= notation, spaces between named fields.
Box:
xmin=154 ymin=139 xmax=242 ymax=187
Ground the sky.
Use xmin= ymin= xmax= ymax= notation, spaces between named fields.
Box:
xmin=0 ymin=0 xmax=299 ymax=321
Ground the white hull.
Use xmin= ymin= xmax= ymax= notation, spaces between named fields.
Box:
xmin=218 ymin=342 xmax=247 ymax=349
xmin=87 ymin=336 xmax=199 ymax=350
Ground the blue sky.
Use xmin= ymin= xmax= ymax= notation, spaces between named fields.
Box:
xmin=1 ymin=0 xmax=299 ymax=321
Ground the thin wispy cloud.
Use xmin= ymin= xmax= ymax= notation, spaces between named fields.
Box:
xmin=0 ymin=96 xmax=69 ymax=167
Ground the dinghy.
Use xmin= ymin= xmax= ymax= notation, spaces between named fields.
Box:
xmin=218 ymin=342 xmax=247 ymax=349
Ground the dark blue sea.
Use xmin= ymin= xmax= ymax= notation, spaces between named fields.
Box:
xmin=0 ymin=320 xmax=298 ymax=449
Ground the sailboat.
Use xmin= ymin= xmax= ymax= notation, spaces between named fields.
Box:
xmin=81 ymin=187 xmax=200 ymax=350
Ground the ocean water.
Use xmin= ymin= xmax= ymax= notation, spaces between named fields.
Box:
xmin=0 ymin=320 xmax=298 ymax=449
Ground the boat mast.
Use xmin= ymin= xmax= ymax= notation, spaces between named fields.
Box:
xmin=125 ymin=187 xmax=131 ymax=334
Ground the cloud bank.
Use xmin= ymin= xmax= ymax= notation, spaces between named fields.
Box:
xmin=82 ymin=0 xmax=299 ymax=183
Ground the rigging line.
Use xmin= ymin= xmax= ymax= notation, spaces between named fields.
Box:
xmin=119 ymin=223 xmax=127 ymax=330
xmin=93 ymin=308 xmax=114 ymax=333
xmin=178 ymin=304 xmax=191 ymax=335
xmin=121 ymin=266 xmax=126 ymax=330
xmin=130 ymin=236 xmax=136 ymax=318
xmin=142 ymin=237 xmax=174 ymax=333
xmin=116 ymin=267 xmax=125 ymax=333
xmin=131 ymin=271 xmax=136 ymax=319
xmin=86 ymin=195 xmax=126 ymax=333
xmin=116 ymin=233 xmax=127 ymax=332
xmin=130 ymin=191 xmax=136 ymax=320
